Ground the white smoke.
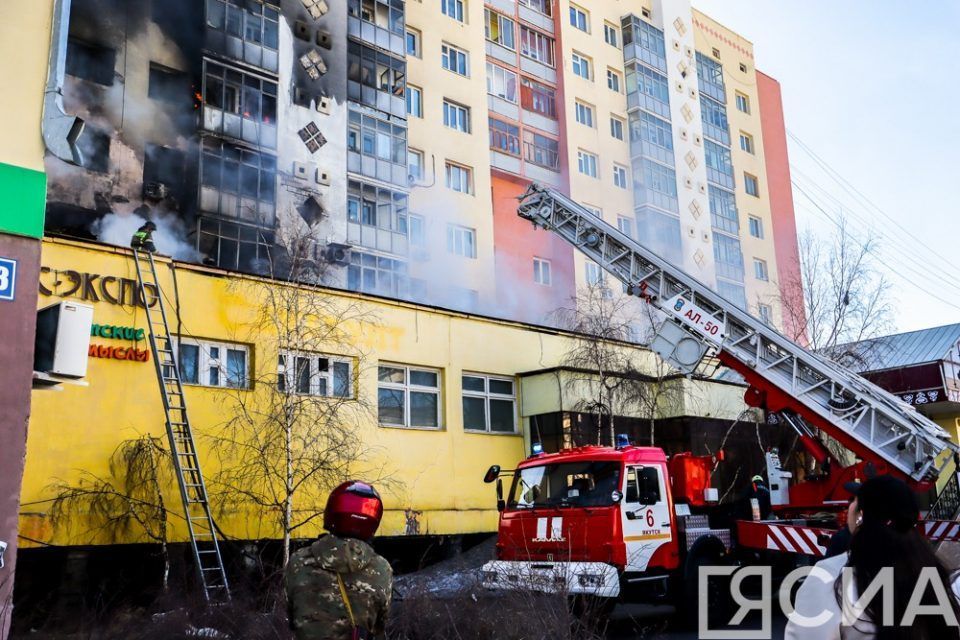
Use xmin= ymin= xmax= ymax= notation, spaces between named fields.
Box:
xmin=91 ymin=211 xmax=200 ymax=261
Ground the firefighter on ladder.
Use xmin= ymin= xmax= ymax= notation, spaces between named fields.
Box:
xmin=131 ymin=220 xmax=157 ymax=253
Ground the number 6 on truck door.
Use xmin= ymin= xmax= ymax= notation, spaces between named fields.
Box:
xmin=621 ymin=465 xmax=673 ymax=573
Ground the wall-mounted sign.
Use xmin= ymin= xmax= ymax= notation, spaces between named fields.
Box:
xmin=88 ymin=344 xmax=150 ymax=362
xmin=91 ymin=323 xmax=145 ymax=341
xmin=0 ymin=256 xmax=17 ymax=301
xmin=39 ymin=267 xmax=158 ymax=308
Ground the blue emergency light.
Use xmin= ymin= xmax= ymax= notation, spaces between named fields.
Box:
xmin=615 ymin=433 xmax=630 ymax=449
xmin=531 ymin=441 xmax=544 ymax=455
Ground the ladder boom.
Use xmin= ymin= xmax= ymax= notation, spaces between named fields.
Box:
xmin=517 ymin=184 xmax=958 ymax=484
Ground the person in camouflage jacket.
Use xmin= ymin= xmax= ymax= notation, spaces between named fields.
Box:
xmin=286 ymin=482 xmax=392 ymax=640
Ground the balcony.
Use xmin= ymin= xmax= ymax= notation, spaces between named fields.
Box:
xmin=523 ymin=141 xmax=558 ymax=171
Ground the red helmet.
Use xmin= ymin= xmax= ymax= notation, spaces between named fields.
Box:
xmin=323 ymin=481 xmax=384 ymax=540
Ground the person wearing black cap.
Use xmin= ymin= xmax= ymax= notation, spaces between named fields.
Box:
xmin=786 ymin=475 xmax=960 ymax=639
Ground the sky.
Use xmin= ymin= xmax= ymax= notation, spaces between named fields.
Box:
xmin=693 ymin=0 xmax=960 ymax=334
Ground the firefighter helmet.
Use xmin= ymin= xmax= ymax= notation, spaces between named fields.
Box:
xmin=323 ymin=481 xmax=384 ymax=541
xmin=143 ymin=221 xmax=157 ymax=231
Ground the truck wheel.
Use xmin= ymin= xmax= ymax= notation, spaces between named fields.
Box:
xmin=673 ymin=536 xmax=733 ymax=631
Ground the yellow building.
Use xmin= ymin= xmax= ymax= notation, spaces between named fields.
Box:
xmin=21 ymin=237 xmax=755 ymax=549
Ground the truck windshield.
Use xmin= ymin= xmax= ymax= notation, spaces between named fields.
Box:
xmin=509 ymin=461 xmax=621 ymax=508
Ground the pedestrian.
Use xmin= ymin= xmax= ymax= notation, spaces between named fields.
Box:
xmin=131 ymin=220 xmax=158 ymax=253
xmin=286 ymin=481 xmax=393 ymax=640
xmin=785 ymin=475 xmax=960 ymax=639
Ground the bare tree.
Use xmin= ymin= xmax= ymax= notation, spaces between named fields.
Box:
xmin=551 ymin=284 xmax=682 ymax=447
xmin=780 ymin=216 xmax=894 ymax=364
xmin=48 ymin=436 xmax=174 ymax=590
xmin=208 ymin=230 xmax=388 ymax=566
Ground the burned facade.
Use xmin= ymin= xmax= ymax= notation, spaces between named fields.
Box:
xmin=47 ymin=0 xmax=352 ymax=279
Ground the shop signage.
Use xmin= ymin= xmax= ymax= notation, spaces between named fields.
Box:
xmin=88 ymin=322 xmax=150 ymax=363
xmin=39 ymin=267 xmax=158 ymax=308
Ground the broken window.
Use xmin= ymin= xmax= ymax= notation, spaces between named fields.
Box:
xmin=78 ymin=127 xmax=111 ymax=173
xmin=201 ymin=139 xmax=276 ymax=224
xmin=206 ymin=0 xmax=279 ymax=49
xmin=348 ymin=0 xmax=403 ymax=34
xmin=204 ymin=62 xmax=277 ymax=124
xmin=143 ymin=144 xmax=185 ymax=187
xmin=347 ymin=181 xmax=408 ymax=233
xmin=347 ymin=41 xmax=405 ymax=108
xmin=148 ymin=63 xmax=190 ymax=105
xmin=198 ymin=217 xmax=275 ymax=273
xmin=65 ymin=38 xmax=115 ymax=86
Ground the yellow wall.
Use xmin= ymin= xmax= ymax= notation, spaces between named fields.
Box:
xmin=692 ymin=10 xmax=783 ymax=327
xmin=26 ymin=238 xmax=730 ymax=546
xmin=0 ymin=0 xmax=53 ymax=172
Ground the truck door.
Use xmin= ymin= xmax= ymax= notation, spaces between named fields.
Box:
xmin=621 ymin=464 xmax=673 ymax=572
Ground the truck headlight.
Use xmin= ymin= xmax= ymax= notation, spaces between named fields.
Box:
xmin=577 ymin=573 xmax=604 ymax=588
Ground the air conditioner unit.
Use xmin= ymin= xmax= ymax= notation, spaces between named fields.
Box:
xmin=143 ymin=181 xmax=170 ymax=201
xmin=324 ymin=242 xmax=351 ymax=266
xmin=34 ymin=301 xmax=94 ymax=378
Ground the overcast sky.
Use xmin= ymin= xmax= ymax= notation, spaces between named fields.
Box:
xmin=693 ymin=0 xmax=960 ymax=334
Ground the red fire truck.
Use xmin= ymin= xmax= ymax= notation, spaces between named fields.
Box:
xmin=480 ymin=185 xmax=960 ymax=601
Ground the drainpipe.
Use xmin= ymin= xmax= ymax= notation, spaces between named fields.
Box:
xmin=42 ymin=0 xmax=85 ymax=165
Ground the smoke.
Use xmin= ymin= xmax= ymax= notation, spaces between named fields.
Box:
xmin=91 ymin=211 xmax=200 ymax=261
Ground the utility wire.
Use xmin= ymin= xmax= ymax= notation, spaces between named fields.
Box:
xmin=787 ymin=129 xmax=959 ymax=274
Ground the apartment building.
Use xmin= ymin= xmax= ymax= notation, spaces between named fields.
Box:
xmin=41 ymin=0 xmax=797 ymax=331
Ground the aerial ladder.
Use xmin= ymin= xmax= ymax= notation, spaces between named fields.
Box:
xmin=516 ymin=184 xmax=960 ymax=519
xmin=132 ymin=250 xmax=230 ymax=601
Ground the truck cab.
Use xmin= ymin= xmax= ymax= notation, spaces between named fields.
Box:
xmin=482 ymin=445 xmax=680 ymax=598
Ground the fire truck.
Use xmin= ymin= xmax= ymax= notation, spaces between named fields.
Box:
xmin=480 ymin=184 xmax=960 ymax=602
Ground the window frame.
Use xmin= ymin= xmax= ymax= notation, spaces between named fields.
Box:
xmin=442 ymin=99 xmax=472 ymax=133
xmin=735 ymin=91 xmax=751 ymax=114
xmin=571 ymin=51 xmax=592 ymax=80
xmin=758 ymin=303 xmax=772 ymax=324
xmin=441 ymin=42 xmax=470 ymax=76
xmin=485 ymin=8 xmax=516 ymax=50
xmin=610 ymin=115 xmax=625 ymax=140
xmin=520 ymin=25 xmax=555 ymax=67
xmin=441 ymin=0 xmax=465 ymax=23
xmin=462 ymin=373 xmax=518 ymax=434
xmin=569 ymin=4 xmax=589 ymax=32
xmin=577 ymin=150 xmax=598 ymax=178
xmin=613 ymin=163 xmax=628 ymax=189
xmin=446 ymin=224 xmax=478 ymax=258
xmin=604 ymin=22 xmax=619 ymax=47
xmin=278 ymin=351 xmax=354 ymax=398
xmin=406 ymin=84 xmax=423 ymax=117
xmin=533 ymin=257 xmax=552 ymax=286
xmin=486 ymin=62 xmax=519 ymax=103
xmin=408 ymin=148 xmax=425 ymax=181
xmin=606 ymin=68 xmax=622 ymax=93
xmin=748 ymin=215 xmax=764 ymax=239
xmin=753 ymin=258 xmax=769 ymax=281
xmin=445 ymin=161 xmax=474 ymax=194
xmin=744 ymin=172 xmax=760 ymax=197
xmin=378 ymin=363 xmax=443 ymax=429
xmin=171 ymin=337 xmax=250 ymax=389
xmin=405 ymin=27 xmax=422 ymax=57
xmin=574 ymin=100 xmax=594 ymax=128
xmin=739 ymin=132 xmax=754 ymax=154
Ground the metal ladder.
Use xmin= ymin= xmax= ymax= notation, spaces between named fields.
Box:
xmin=517 ymin=184 xmax=960 ymax=486
xmin=132 ymin=250 xmax=230 ymax=601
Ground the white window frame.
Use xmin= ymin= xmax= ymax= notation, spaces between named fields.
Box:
xmin=485 ymin=8 xmax=516 ymax=50
xmin=758 ymin=303 xmax=772 ymax=324
xmin=443 ymin=99 xmax=471 ymax=133
xmin=405 ymin=27 xmax=422 ymax=58
xmin=603 ymin=22 xmax=618 ymax=47
xmin=610 ymin=115 xmax=625 ymax=140
xmin=739 ymin=132 xmax=754 ymax=154
xmin=445 ymin=161 xmax=473 ymax=194
xmin=613 ymin=164 xmax=628 ymax=189
xmin=446 ymin=224 xmax=477 ymax=258
xmin=486 ymin=62 xmax=518 ymax=103
xmin=754 ymin=258 xmax=769 ymax=281
xmin=462 ymin=373 xmax=518 ymax=433
xmin=378 ymin=363 xmax=442 ymax=429
xmin=406 ymin=84 xmax=423 ymax=117
xmin=744 ymin=172 xmax=760 ymax=197
xmin=585 ymin=260 xmax=604 ymax=286
xmin=533 ymin=257 xmax=552 ymax=285
xmin=571 ymin=52 xmax=592 ymax=80
xmin=606 ymin=68 xmax=621 ymax=93
xmin=735 ymin=91 xmax=750 ymax=114
xmin=409 ymin=213 xmax=426 ymax=246
xmin=569 ymin=4 xmax=589 ymax=32
xmin=617 ymin=215 xmax=633 ymax=238
xmin=441 ymin=42 xmax=469 ymax=76
xmin=441 ymin=0 xmax=465 ymax=23
xmin=577 ymin=150 xmax=598 ymax=178
xmin=574 ymin=101 xmax=594 ymax=127
xmin=408 ymin=148 xmax=425 ymax=181
xmin=278 ymin=351 xmax=354 ymax=398
xmin=748 ymin=215 xmax=764 ymax=239
xmin=171 ymin=337 xmax=249 ymax=389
